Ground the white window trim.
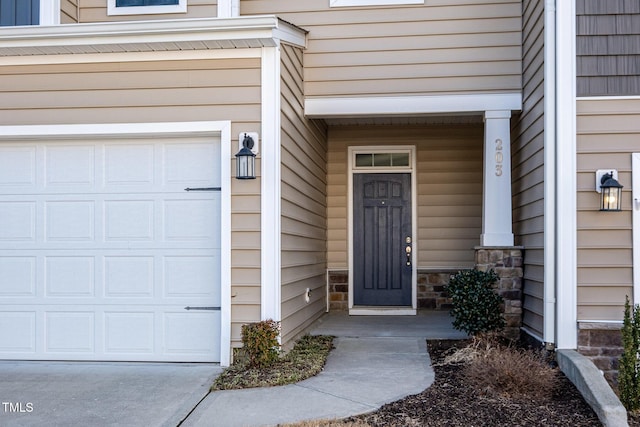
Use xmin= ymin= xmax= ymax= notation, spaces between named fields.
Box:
xmin=108 ymin=0 xmax=187 ymax=16
xmin=330 ymin=0 xmax=423 ymax=6
xmin=39 ymin=0 xmax=60 ymax=25
xmin=347 ymin=146 xmax=417 ymax=316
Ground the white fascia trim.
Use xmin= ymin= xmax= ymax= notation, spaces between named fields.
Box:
xmin=107 ymin=0 xmax=187 ymax=16
xmin=260 ymin=45 xmax=282 ymax=323
xmin=578 ymin=95 xmax=640 ymax=101
xmin=555 ymin=0 xmax=578 ymax=350
xmin=331 ymin=0 xmax=423 ymax=7
xmin=39 ymin=0 xmax=61 ymax=25
xmin=305 ymin=93 xmax=522 ymax=118
xmin=0 ymin=15 xmax=306 ymax=52
xmin=543 ymin=0 xmax=557 ymax=347
xmin=3 ymin=49 xmax=260 ymax=66
xmin=0 ymin=121 xmax=233 ymax=366
xmin=0 ymin=121 xmax=228 ymax=140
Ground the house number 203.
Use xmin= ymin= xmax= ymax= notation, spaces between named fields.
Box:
xmin=495 ymin=139 xmax=503 ymax=176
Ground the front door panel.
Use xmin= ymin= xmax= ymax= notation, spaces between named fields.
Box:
xmin=353 ymin=173 xmax=412 ymax=306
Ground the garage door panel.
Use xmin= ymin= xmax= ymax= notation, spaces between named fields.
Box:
xmin=46 ymin=201 xmax=95 ymax=241
xmin=45 ymin=256 xmax=95 ymax=297
xmin=164 ymin=311 xmax=220 ymax=355
xmin=165 ymin=142 xmax=220 ymax=187
xmin=105 ymin=144 xmax=154 ymax=186
xmin=164 ymin=198 xmax=219 ymax=241
xmin=105 ymin=200 xmax=154 ymax=240
xmin=0 ymin=137 xmax=221 ymax=362
xmin=0 ymin=202 xmax=36 ymax=240
xmin=164 ymin=254 xmax=220 ymax=302
xmin=45 ymin=145 xmax=95 ymax=187
xmin=0 ymin=257 xmax=36 ymax=296
xmin=104 ymin=256 xmax=154 ymax=297
xmin=105 ymin=312 xmax=155 ymax=354
xmin=0 ymin=311 xmax=36 ymax=353
xmin=0 ymin=146 xmax=36 ymax=186
xmin=45 ymin=311 xmax=95 ymax=353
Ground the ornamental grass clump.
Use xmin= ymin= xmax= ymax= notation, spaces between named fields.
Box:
xmin=462 ymin=337 xmax=558 ymax=401
xmin=447 ymin=269 xmax=505 ymax=336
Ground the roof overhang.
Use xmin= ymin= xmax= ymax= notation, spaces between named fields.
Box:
xmin=0 ymin=15 xmax=307 ymax=57
xmin=305 ymin=93 xmax=523 ymax=119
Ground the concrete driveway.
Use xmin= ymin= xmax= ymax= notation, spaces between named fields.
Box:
xmin=0 ymin=361 xmax=222 ymax=427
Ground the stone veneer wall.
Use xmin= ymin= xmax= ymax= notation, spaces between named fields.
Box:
xmin=474 ymin=247 xmax=524 ymax=340
xmin=578 ymin=323 xmax=622 ymax=386
xmin=327 ymin=270 xmax=457 ymax=311
xmin=328 ymin=245 xmax=525 ymax=330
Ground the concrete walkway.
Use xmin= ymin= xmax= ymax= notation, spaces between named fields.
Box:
xmin=0 ymin=311 xmax=465 ymax=427
xmin=183 ymin=311 xmax=467 ymax=427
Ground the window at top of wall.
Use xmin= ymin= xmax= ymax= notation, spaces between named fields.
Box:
xmin=330 ymin=0 xmax=424 ymax=7
xmin=108 ymin=0 xmax=186 ymax=15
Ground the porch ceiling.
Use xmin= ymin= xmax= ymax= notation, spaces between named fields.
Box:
xmin=0 ymin=16 xmax=307 ymax=57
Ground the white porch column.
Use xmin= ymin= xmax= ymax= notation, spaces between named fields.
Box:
xmin=481 ymin=110 xmax=514 ymax=247
xmin=217 ymin=0 xmax=240 ymax=18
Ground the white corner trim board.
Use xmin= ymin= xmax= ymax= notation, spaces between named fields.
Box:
xmin=555 ymin=0 xmax=578 ymax=350
xmin=261 ymin=46 xmax=282 ymax=323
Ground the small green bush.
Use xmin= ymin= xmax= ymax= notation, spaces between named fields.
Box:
xmin=241 ymin=319 xmax=280 ymax=368
xmin=619 ymin=296 xmax=640 ymax=411
xmin=447 ymin=269 xmax=505 ymax=336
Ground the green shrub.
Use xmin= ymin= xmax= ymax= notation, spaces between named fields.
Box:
xmin=447 ymin=269 xmax=505 ymax=336
xmin=620 ymin=296 xmax=640 ymax=411
xmin=241 ymin=319 xmax=280 ymax=368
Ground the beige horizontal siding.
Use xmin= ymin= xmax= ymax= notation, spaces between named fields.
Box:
xmin=0 ymin=57 xmax=263 ymax=347
xmin=576 ymin=97 xmax=640 ymax=321
xmin=280 ymin=44 xmax=328 ymax=347
xmin=327 ymin=125 xmax=483 ymax=270
xmin=242 ymin=0 xmax=522 ymax=98
xmin=511 ymin=0 xmax=545 ymax=339
xmin=61 ymin=0 xmax=78 ymax=23
xmin=78 ymin=0 xmax=217 ymax=22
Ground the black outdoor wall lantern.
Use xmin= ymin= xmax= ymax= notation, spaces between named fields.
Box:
xmin=235 ymin=133 xmax=256 ymax=180
xmin=597 ymin=170 xmax=623 ymax=212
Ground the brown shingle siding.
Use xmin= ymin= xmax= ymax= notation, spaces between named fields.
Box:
xmin=577 ymin=0 xmax=640 ymax=96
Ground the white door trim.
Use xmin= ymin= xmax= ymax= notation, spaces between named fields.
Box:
xmin=0 ymin=121 xmax=232 ymax=366
xmin=347 ymin=146 xmax=417 ymax=315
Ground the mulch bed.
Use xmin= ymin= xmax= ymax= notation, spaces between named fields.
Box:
xmin=346 ymin=339 xmax=603 ymax=427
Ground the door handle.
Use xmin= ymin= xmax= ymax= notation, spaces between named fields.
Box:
xmin=405 ymin=244 xmax=412 ymax=266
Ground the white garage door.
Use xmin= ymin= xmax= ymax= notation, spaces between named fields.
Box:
xmin=0 ymin=136 xmax=221 ymax=362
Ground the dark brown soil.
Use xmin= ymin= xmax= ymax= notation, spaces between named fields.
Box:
xmin=346 ymin=340 xmax=603 ymax=427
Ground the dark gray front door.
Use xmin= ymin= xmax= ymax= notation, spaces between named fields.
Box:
xmin=0 ymin=0 xmax=39 ymax=26
xmin=353 ymin=173 xmax=412 ymax=306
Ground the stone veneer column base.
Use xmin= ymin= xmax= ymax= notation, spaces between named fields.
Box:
xmin=474 ymin=246 xmax=524 ymax=341
xmin=577 ymin=322 xmax=623 ymax=387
